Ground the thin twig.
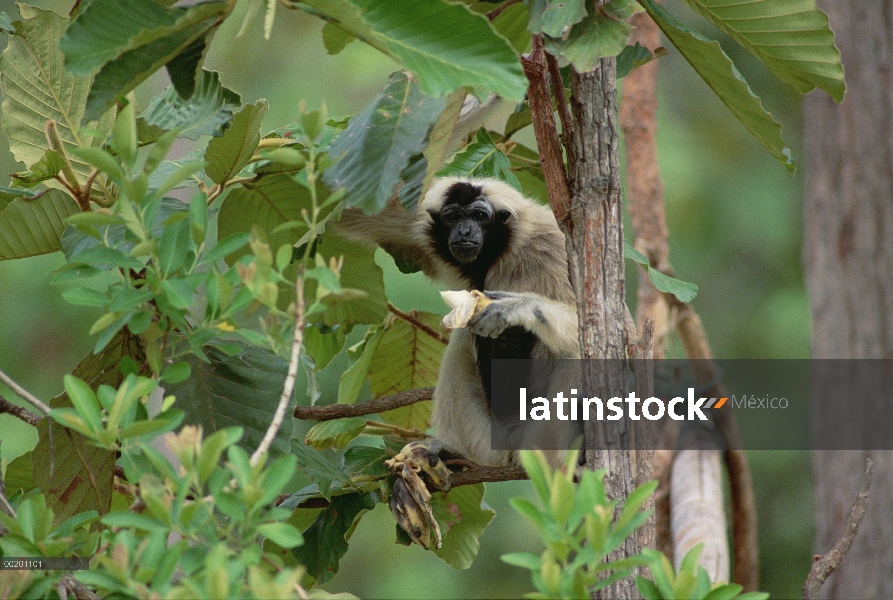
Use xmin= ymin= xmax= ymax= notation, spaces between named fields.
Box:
xmin=387 ymin=303 xmax=449 ymax=344
xmin=0 ymin=367 xmax=51 ymax=415
xmin=293 ymin=387 xmax=434 ymax=421
xmin=251 ymin=272 xmax=305 ymax=466
xmin=803 ymin=458 xmax=874 ymax=600
xmin=361 ymin=420 xmax=427 ymax=440
xmin=0 ymin=394 xmax=42 ymax=426
xmin=545 ymin=53 xmax=574 ymax=161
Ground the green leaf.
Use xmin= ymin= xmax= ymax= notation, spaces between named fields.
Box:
xmin=418 ymin=90 xmax=466 ymax=207
xmin=324 ymin=71 xmax=445 ymax=213
xmin=431 ymin=483 xmax=496 ymax=570
xmin=161 ymin=361 xmax=191 ymax=384
xmin=289 ymin=439 xmax=353 ymax=498
xmin=639 ymin=0 xmax=795 ymax=173
xmin=623 ymin=240 xmax=698 ymax=303
xmin=258 ymin=522 xmax=304 ymax=549
xmin=491 ymin=2 xmax=531 ymax=54
xmin=10 ymin=150 xmax=65 ymax=187
xmin=0 ymin=190 xmax=80 ymax=260
xmin=313 ymin=233 xmax=387 ymax=326
xmin=62 ymin=0 xmax=191 ymax=74
xmin=617 ymin=43 xmax=666 ymax=79
xmin=79 ymin=2 xmax=230 ymax=121
xmin=321 ymin=22 xmax=355 ymax=55
xmin=31 ymin=329 xmax=144 ymax=524
xmin=140 ymin=69 xmax=242 ymax=140
xmin=205 ymin=100 xmax=268 ymax=184
xmin=367 ymin=312 xmax=443 ymax=429
xmin=337 ymin=325 xmax=384 ymax=404
xmin=303 ymin=324 xmax=348 ymax=371
xmin=541 ymin=0 xmax=640 ymax=72
xmin=304 ymin=417 xmax=367 ymax=451
xmin=438 ymin=129 xmax=520 ymax=189
xmin=678 ymin=0 xmax=845 ymax=102
xmin=636 ymin=576 xmax=664 ymax=600
xmin=528 ymin=0 xmax=588 ymax=38
xmin=615 ymin=479 xmax=658 ymax=533
xmin=302 ymin=0 xmax=527 ymax=101
xmin=292 ymin=490 xmax=381 ymax=584
xmin=341 ymin=446 xmax=389 ymax=479
xmin=63 ymin=375 xmax=103 ymax=433
xmin=501 ymin=551 xmax=541 ymax=571
xmin=217 ymin=175 xmax=315 ymax=274
xmin=0 ymin=6 xmax=115 ymax=203
xmin=165 ymin=345 xmax=296 ymax=457
xmin=0 ymin=12 xmax=14 ymax=33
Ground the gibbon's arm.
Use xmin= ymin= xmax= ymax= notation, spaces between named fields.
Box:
xmin=468 ymin=291 xmax=580 ymax=358
xmin=335 ymin=202 xmax=435 ymax=274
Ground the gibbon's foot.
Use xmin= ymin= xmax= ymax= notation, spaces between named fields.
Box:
xmin=385 ymin=440 xmax=451 ymax=549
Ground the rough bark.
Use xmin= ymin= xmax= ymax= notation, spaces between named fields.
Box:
xmin=567 ymin=60 xmax=638 ymax=599
xmin=804 ymin=2 xmax=893 ymax=598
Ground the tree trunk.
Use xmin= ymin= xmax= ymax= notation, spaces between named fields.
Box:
xmin=567 ymin=59 xmax=639 ymax=600
xmin=804 ymin=2 xmax=893 ymax=598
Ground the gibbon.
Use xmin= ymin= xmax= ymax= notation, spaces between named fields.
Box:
xmin=336 ymin=177 xmax=580 ymax=467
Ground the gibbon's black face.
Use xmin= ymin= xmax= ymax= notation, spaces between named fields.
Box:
xmin=428 ymin=182 xmax=512 ymax=284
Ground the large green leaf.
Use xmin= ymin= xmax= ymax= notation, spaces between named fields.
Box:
xmin=302 ymin=0 xmax=527 ymax=101
xmin=539 ymin=0 xmax=640 ymax=73
xmin=417 ymin=90 xmax=467 ymax=207
xmin=367 ymin=312 xmax=444 ymax=429
xmin=678 ymin=0 xmax=845 ymax=102
xmin=337 ymin=325 xmax=384 ymax=405
xmin=292 ymin=490 xmax=381 ymax=584
xmin=64 ymin=0 xmax=230 ymax=120
xmin=165 ymin=345 xmax=295 ymax=457
xmin=30 ymin=329 xmax=144 ymax=524
xmin=139 ymin=69 xmax=241 ymax=140
xmin=639 ymin=0 xmax=794 ymax=173
xmin=323 ymin=71 xmax=445 ymax=213
xmin=304 ymin=417 xmax=367 ymax=451
xmin=431 ymin=483 xmax=496 ymax=570
xmin=438 ymin=129 xmax=521 ymax=189
xmin=289 ymin=439 xmax=354 ymax=498
xmin=313 ymin=233 xmax=387 ymax=327
xmin=205 ymin=100 xmax=268 ymax=184
xmin=0 ymin=6 xmax=114 ymax=202
xmin=0 ymin=190 xmax=80 ymax=260
xmin=61 ymin=0 xmax=193 ymax=74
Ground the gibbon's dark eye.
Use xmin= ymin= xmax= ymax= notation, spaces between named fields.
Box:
xmin=471 ymin=210 xmax=490 ymax=222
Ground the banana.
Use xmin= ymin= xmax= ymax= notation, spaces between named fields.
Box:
xmin=386 ymin=441 xmax=450 ymax=549
xmin=390 ymin=477 xmax=431 ymax=549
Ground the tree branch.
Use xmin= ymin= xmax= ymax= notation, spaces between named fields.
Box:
xmin=387 ymin=303 xmax=449 ymax=344
xmin=0 ymin=394 xmax=42 ymax=426
xmin=0 ymin=367 xmax=51 ymax=415
xmin=251 ymin=272 xmax=305 ymax=466
xmin=803 ymin=458 xmax=873 ymax=600
xmin=293 ymin=387 xmax=434 ymax=421
xmin=290 ymin=463 xmax=528 ymax=510
xmin=521 ymin=36 xmax=572 ymax=228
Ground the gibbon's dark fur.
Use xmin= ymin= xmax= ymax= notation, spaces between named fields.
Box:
xmin=336 ymin=177 xmax=579 ymax=466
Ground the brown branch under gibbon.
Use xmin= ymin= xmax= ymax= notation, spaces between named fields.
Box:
xmin=803 ymin=459 xmax=873 ymax=600
xmin=289 ymin=464 xmax=528 ymax=510
xmin=387 ymin=303 xmax=449 ymax=345
xmin=293 ymin=388 xmax=434 ymax=421
xmin=0 ymin=394 xmax=42 ymax=426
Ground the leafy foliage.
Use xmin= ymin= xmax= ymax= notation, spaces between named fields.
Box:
xmin=0 ymin=0 xmax=843 ymax=597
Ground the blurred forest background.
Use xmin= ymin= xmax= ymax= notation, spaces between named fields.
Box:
xmin=0 ymin=1 xmax=814 ymax=597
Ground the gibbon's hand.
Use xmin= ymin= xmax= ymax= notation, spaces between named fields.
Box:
xmin=385 ymin=440 xmax=451 ymax=549
xmin=467 ymin=292 xmax=538 ymax=339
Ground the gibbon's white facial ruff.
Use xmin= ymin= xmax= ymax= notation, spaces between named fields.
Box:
xmin=336 ymin=177 xmax=580 ymax=466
